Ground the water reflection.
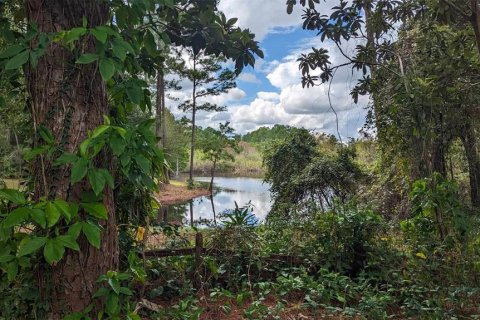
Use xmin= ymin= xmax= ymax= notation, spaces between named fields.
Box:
xmin=159 ymin=176 xmax=272 ymax=227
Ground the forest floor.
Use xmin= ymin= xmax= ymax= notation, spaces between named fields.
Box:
xmin=155 ymin=180 xmax=210 ymax=205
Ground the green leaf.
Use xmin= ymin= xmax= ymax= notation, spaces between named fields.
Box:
xmin=88 ymin=169 xmax=106 ymax=196
xmin=79 ymin=138 xmax=91 ymax=157
xmin=30 ymin=208 xmax=47 ymax=228
xmin=91 ymin=124 xmax=110 ymax=139
xmin=99 ymin=169 xmax=114 ymax=189
xmin=71 ymin=158 xmax=89 ymax=183
xmin=44 ymin=238 xmax=65 ymax=265
xmin=82 ymin=222 xmax=101 ymax=249
xmin=119 ymin=287 xmax=133 ymax=296
xmin=57 ymin=235 xmax=80 ymax=251
xmin=54 ymin=199 xmax=72 ymax=221
xmin=24 ymin=146 xmax=49 ymax=161
xmin=76 ymin=53 xmax=99 ymax=64
xmin=99 ymin=58 xmax=115 ymax=81
xmin=17 ymin=237 xmax=47 ymax=257
xmin=0 ymin=189 xmax=26 ymax=205
xmin=7 ymin=261 xmax=18 ymax=281
xmin=67 ymin=222 xmax=83 ymax=239
xmin=38 ymin=126 xmax=54 ymax=144
xmin=82 ymin=202 xmax=108 ymax=220
xmin=105 ymin=292 xmax=120 ymax=315
xmin=110 ymin=135 xmax=126 ymax=156
xmin=134 ymin=154 xmax=151 ymax=174
xmin=54 ymin=153 xmax=79 ymax=166
xmin=93 ymin=287 xmax=110 ymax=298
xmin=65 ymin=27 xmax=87 ymax=43
xmin=45 ymin=202 xmax=61 ymax=227
xmin=91 ymin=28 xmax=108 ymax=43
xmin=5 ymin=50 xmax=30 ymax=70
xmin=108 ymin=278 xmax=121 ymax=294
xmin=3 ymin=207 xmax=30 ymax=228
xmin=0 ymin=44 xmax=25 ymax=59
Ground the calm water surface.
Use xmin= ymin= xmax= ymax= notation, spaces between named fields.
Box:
xmin=161 ymin=176 xmax=272 ymax=226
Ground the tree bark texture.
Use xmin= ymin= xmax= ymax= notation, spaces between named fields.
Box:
xmin=26 ymin=0 xmax=118 ymax=317
xmin=461 ymin=122 xmax=480 ymax=208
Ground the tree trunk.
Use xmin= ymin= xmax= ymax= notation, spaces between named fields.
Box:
xmin=156 ymin=64 xmax=169 ymax=184
xmin=26 ymin=0 xmax=118 ymax=317
xmin=461 ymin=122 xmax=480 ymax=208
xmin=188 ymin=56 xmax=197 ymax=185
xmin=156 ymin=67 xmax=165 ymax=148
xmin=471 ymin=0 xmax=480 ymax=56
xmin=209 ymin=159 xmax=216 ymax=194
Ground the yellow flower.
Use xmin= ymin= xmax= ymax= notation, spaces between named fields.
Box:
xmin=135 ymin=227 xmax=145 ymax=242
xmin=415 ymin=252 xmax=427 ymax=260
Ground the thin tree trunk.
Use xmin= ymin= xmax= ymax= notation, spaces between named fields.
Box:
xmin=471 ymin=0 xmax=480 ymax=56
xmin=209 ymin=159 xmax=216 ymax=194
xmin=210 ymin=195 xmax=216 ymax=225
xmin=26 ymin=1 xmax=118 ymax=316
xmin=156 ymin=67 xmax=165 ymax=148
xmin=461 ymin=122 xmax=480 ymax=208
xmin=189 ymin=55 xmax=197 ymax=185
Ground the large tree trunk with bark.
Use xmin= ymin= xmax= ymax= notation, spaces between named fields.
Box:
xmin=26 ymin=0 xmax=118 ymax=317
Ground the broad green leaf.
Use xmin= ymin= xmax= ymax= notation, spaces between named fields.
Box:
xmin=38 ymin=126 xmax=54 ymax=144
xmin=71 ymin=158 xmax=89 ymax=183
xmin=44 ymin=238 xmax=65 ymax=265
xmin=119 ymin=287 xmax=133 ymax=296
xmin=17 ymin=237 xmax=47 ymax=257
xmin=76 ymin=53 xmax=99 ymax=64
xmin=82 ymin=222 xmax=101 ymax=248
xmin=105 ymin=292 xmax=119 ymax=315
xmin=24 ymin=146 xmax=49 ymax=161
xmin=67 ymin=222 xmax=83 ymax=239
xmin=126 ymin=84 xmax=143 ymax=104
xmin=5 ymin=50 xmax=30 ymax=70
xmin=57 ymin=235 xmax=80 ymax=251
xmin=91 ymin=28 xmax=108 ymax=43
xmin=108 ymin=277 xmax=121 ymax=294
xmin=79 ymin=138 xmax=91 ymax=157
xmin=88 ymin=169 xmax=106 ymax=195
xmin=0 ymin=44 xmax=25 ymax=59
xmin=91 ymin=124 xmax=110 ymax=139
xmin=65 ymin=27 xmax=86 ymax=43
xmin=93 ymin=287 xmax=110 ymax=298
xmin=45 ymin=202 xmax=61 ymax=227
xmin=54 ymin=199 xmax=71 ymax=221
xmin=82 ymin=202 xmax=108 ymax=220
xmin=99 ymin=58 xmax=115 ymax=81
xmin=7 ymin=261 xmax=18 ymax=281
xmin=54 ymin=153 xmax=79 ymax=166
xmin=30 ymin=208 xmax=46 ymax=228
xmin=99 ymin=169 xmax=114 ymax=189
xmin=0 ymin=189 xmax=26 ymax=205
xmin=3 ymin=207 xmax=30 ymax=228
xmin=110 ymin=135 xmax=126 ymax=156
xmin=134 ymin=154 xmax=151 ymax=174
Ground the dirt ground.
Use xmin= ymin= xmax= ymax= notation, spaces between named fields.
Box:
xmin=155 ymin=181 xmax=210 ymax=206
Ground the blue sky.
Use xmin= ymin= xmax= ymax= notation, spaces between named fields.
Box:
xmin=168 ymin=0 xmax=369 ymax=139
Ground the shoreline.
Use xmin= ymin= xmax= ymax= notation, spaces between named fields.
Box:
xmin=155 ymin=180 xmax=210 ymax=205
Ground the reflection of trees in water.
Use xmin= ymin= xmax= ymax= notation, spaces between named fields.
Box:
xmin=157 ymin=199 xmax=216 ymax=227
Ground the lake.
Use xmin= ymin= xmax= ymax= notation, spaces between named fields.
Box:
xmin=159 ymin=176 xmax=272 ymax=226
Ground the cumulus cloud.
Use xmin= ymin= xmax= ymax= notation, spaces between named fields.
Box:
xmin=218 ymin=0 xmax=339 ymax=41
xmin=238 ymin=72 xmax=262 ymax=84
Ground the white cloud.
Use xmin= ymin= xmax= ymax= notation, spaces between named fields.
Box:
xmin=257 ymin=92 xmax=280 ymax=101
xmin=218 ymin=0 xmax=339 ymax=41
xmin=238 ymin=72 xmax=262 ymax=84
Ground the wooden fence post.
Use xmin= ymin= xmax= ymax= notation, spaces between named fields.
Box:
xmin=194 ymin=232 xmax=203 ymax=290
